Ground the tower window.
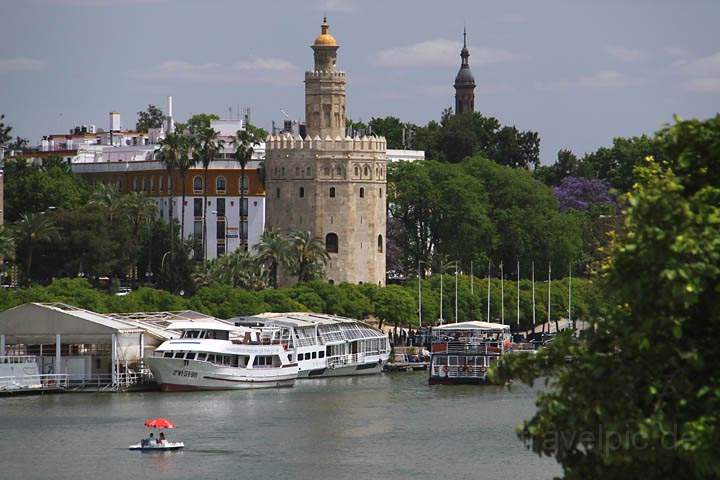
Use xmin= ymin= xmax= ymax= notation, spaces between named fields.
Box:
xmin=364 ymin=166 xmax=369 ymax=176
xmin=377 ymin=234 xmax=383 ymax=253
xmin=299 ymin=187 xmax=305 ymax=198
xmin=379 ymin=188 xmax=383 ymax=198
xmin=325 ymin=233 xmax=339 ymax=254
xmin=276 ymin=187 xmax=281 ymax=198
xmin=359 ymin=187 xmax=364 ymax=198
xmin=354 ymin=166 xmax=359 ymax=176
xmin=329 ymin=187 xmax=335 ymax=198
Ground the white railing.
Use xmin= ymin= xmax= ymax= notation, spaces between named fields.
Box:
xmin=327 ymin=353 xmax=365 ymax=369
xmin=0 ymin=373 xmax=70 ymax=392
xmin=430 ymin=364 xmax=489 ymax=379
xmin=0 ymin=355 xmax=37 ymax=364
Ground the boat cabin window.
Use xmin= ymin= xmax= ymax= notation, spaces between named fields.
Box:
xmin=181 ymin=329 xmax=229 ymax=341
xmin=186 ymin=352 xmax=196 ymax=360
xmin=197 ymin=353 xmax=207 ymax=361
xmin=311 ymin=352 xmax=317 ymax=359
xmin=298 ymin=353 xmax=304 ymax=361
xmin=173 ymin=352 xmax=185 ymax=359
xmin=206 ymin=354 xmax=215 ymax=363
xmin=253 ymin=355 xmax=280 ymax=368
xmin=319 ymin=351 xmax=325 ymax=358
xmin=163 ymin=351 xmax=173 ymax=358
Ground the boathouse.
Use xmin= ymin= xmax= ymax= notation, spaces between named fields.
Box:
xmin=0 ymin=303 xmax=204 ymax=389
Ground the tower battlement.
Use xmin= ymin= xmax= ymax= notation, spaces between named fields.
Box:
xmin=266 ymin=133 xmax=387 ymax=152
xmin=305 ymin=70 xmax=346 ymax=79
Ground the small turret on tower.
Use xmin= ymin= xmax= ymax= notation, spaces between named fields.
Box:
xmin=305 ymin=17 xmax=346 ymax=139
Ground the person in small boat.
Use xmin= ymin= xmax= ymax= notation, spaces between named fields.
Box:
xmin=158 ymin=432 xmax=166 ymax=445
xmin=141 ymin=432 xmax=154 ymax=447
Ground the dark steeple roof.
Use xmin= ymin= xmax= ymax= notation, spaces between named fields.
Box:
xmin=454 ymin=28 xmax=475 ymax=87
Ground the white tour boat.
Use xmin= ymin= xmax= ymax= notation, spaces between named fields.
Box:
xmin=145 ymin=320 xmax=298 ymax=391
xmin=234 ymin=313 xmax=390 ymax=378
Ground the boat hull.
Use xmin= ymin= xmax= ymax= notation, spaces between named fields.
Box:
xmin=298 ymin=360 xmax=384 ymax=378
xmin=145 ymin=357 xmax=297 ymax=391
xmin=129 ymin=442 xmax=184 ymax=451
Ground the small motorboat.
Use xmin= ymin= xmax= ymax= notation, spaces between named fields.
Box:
xmin=129 ymin=417 xmax=184 ymax=451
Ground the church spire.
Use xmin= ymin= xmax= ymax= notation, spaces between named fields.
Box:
xmin=454 ymin=27 xmax=475 ymax=115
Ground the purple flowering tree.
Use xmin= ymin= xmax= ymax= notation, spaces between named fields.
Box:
xmin=553 ymin=176 xmax=616 ymax=212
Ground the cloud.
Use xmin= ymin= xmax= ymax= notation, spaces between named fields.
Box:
xmin=371 ymin=39 xmax=515 ymax=68
xmin=134 ymin=58 xmax=301 ymax=86
xmin=0 ymin=58 xmax=46 ymax=73
xmin=316 ymin=0 xmax=355 ymax=12
xmin=675 ymin=51 xmax=720 ymax=93
xmin=606 ymin=46 xmax=645 ymax=62
xmin=665 ymin=46 xmax=690 ymax=58
xmin=540 ymin=71 xmax=644 ymax=90
xmin=38 ymin=0 xmax=165 ymax=5
xmin=685 ymin=78 xmax=720 ymax=93
xmin=684 ymin=51 xmax=720 ymax=76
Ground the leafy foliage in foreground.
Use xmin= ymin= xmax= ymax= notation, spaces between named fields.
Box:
xmin=491 ymin=115 xmax=720 ymax=479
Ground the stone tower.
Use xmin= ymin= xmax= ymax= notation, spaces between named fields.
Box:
xmin=265 ymin=18 xmax=387 ymax=286
xmin=454 ymin=28 xmax=476 ymax=115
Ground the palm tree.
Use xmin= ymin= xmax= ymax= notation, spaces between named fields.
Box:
xmin=13 ymin=213 xmax=60 ymax=285
xmin=255 ymin=230 xmax=289 ymax=288
xmin=173 ymin=128 xmax=195 ymax=241
xmin=232 ymin=128 xmax=262 ymax=251
xmin=0 ymin=226 xmax=15 ymax=260
xmin=90 ymin=182 xmax=122 ymax=220
xmin=288 ymin=230 xmax=330 ymax=283
xmin=120 ymin=192 xmax=157 ymax=280
xmin=159 ymin=131 xmax=183 ymax=238
xmin=201 ymin=249 xmax=268 ymax=290
xmin=195 ymin=126 xmax=224 ymax=270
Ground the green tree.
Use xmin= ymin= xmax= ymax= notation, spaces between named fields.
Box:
xmin=368 ymin=116 xmax=413 ymax=149
xmin=119 ymin=192 xmax=157 ymax=278
xmin=374 ymin=284 xmax=416 ymax=329
xmin=3 ymin=157 xmax=89 ymax=222
xmin=135 ymin=104 xmax=164 ymax=132
xmin=287 ymin=230 xmax=330 ymax=283
xmin=0 ymin=113 xmax=13 ymax=146
xmin=13 ymin=213 xmax=60 ymax=284
xmin=255 ymin=230 xmax=289 ymax=288
xmin=491 ymin=115 xmax=720 ymax=478
xmin=89 ymin=182 xmax=122 ymax=220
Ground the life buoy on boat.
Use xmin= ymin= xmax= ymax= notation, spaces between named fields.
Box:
xmin=442 ymin=365 xmax=449 ymax=374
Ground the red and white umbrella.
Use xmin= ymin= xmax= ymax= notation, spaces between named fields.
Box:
xmin=144 ymin=418 xmax=175 ymax=429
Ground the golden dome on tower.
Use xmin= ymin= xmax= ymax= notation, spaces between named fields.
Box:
xmin=313 ymin=17 xmax=338 ymax=46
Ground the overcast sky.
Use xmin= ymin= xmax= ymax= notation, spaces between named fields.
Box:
xmin=1 ymin=0 xmax=719 ymax=164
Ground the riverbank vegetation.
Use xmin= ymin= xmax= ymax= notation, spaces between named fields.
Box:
xmin=491 ymin=115 xmax=720 ymax=477
xmin=0 ymin=274 xmax=599 ymax=331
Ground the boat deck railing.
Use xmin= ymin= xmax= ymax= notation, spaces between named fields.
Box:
xmin=429 ymin=364 xmax=488 ymax=379
xmin=0 ymin=355 xmax=38 ymax=364
xmin=432 ymin=341 xmax=505 ymax=355
xmin=0 ymin=373 xmax=70 ymax=393
xmin=327 ymin=353 xmax=365 ymax=369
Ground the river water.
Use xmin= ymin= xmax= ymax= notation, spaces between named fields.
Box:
xmin=0 ymin=372 xmax=560 ymax=480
